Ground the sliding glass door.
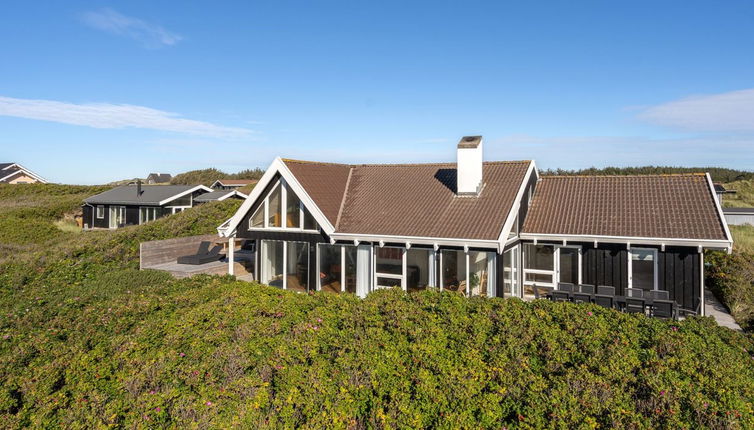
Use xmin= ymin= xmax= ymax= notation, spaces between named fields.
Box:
xmin=260 ymin=240 xmax=309 ymax=291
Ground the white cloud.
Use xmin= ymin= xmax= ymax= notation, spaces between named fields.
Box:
xmin=80 ymin=8 xmax=182 ymax=48
xmin=0 ymin=96 xmax=252 ymax=137
xmin=638 ymin=88 xmax=754 ymax=132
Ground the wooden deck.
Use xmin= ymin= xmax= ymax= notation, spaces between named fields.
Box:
xmin=140 ymin=234 xmax=254 ymax=279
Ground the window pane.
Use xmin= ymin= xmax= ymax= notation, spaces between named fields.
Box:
xmin=524 ymin=244 xmax=554 ymax=271
xmin=261 ymin=241 xmax=284 ymax=288
xmin=250 ymin=204 xmax=264 ymax=228
xmin=318 ymin=245 xmax=341 ymax=293
xmin=344 ymin=246 xmax=357 ymax=294
xmin=469 ymin=251 xmax=490 ymax=297
xmin=285 ymin=186 xmax=301 ymax=228
xmin=168 ymin=195 xmax=192 ymax=207
xmin=406 ymin=248 xmax=430 ymax=292
xmin=303 ymin=207 xmax=317 ymax=230
xmin=502 ymin=247 xmax=519 ymax=298
xmin=559 ymin=248 xmax=579 ymax=284
xmin=286 ymin=242 xmax=309 ymax=292
xmin=525 ymin=272 xmax=553 ymax=283
xmin=267 ymin=184 xmax=282 ymax=227
xmin=508 ymin=215 xmax=519 ymax=239
xmin=376 ymin=247 xmax=403 ymax=275
xmin=632 ymin=249 xmax=655 ymax=290
xmin=441 ymin=250 xmax=467 ymax=295
xmin=376 ymin=277 xmax=402 ymax=289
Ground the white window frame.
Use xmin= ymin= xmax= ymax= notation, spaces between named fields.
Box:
xmin=502 ymin=245 xmax=520 ymax=298
xmin=439 ymin=248 xmax=494 ymax=296
xmin=555 ymin=245 xmax=582 ymax=286
xmin=96 ymin=205 xmax=104 ymax=219
xmin=138 ymin=206 xmax=159 ymax=225
xmin=316 ymin=243 xmax=359 ymax=292
xmin=260 ymin=240 xmax=310 ymax=291
xmin=374 ymin=246 xmax=406 ymax=291
xmin=108 ymin=205 xmax=126 ymax=229
xmin=249 ymin=179 xmax=319 ymax=233
xmin=522 ymin=244 xmax=556 ymax=287
xmin=628 ymin=247 xmax=659 ymax=291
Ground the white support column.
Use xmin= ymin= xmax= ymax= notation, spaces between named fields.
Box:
xmin=700 ymin=250 xmax=705 ymax=316
xmin=228 ymin=236 xmax=235 ymax=276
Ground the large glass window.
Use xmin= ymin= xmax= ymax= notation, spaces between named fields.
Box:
xmin=267 ymin=185 xmax=282 ymax=227
xmin=558 ymin=247 xmax=580 ymax=285
xmin=469 ymin=251 xmax=491 ymax=297
xmin=441 ymin=250 xmax=467 ymax=295
xmin=96 ymin=205 xmax=104 ymax=219
xmin=406 ymin=248 xmax=431 ymax=291
xmin=375 ymin=247 xmax=404 ymax=289
xmin=344 ymin=246 xmax=357 ymax=294
xmin=502 ymin=246 xmax=519 ymax=298
xmin=139 ymin=207 xmax=159 ymax=224
xmin=631 ymin=248 xmax=657 ymax=291
xmin=286 ymin=189 xmax=301 ymax=228
xmin=303 ymin=207 xmax=317 ymax=230
xmin=286 ymin=242 xmax=309 ymax=292
xmin=261 ymin=240 xmax=284 ymax=288
xmin=250 ymin=204 xmax=264 ymax=228
xmin=318 ymin=245 xmax=341 ymax=293
xmin=523 ymin=244 xmax=555 ymax=287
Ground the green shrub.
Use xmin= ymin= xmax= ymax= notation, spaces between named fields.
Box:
xmin=706 ymin=251 xmax=754 ymax=331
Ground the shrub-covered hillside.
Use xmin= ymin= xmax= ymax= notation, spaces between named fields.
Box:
xmin=170 ymin=167 xmax=264 ymax=187
xmin=1 ymin=184 xmax=754 ymax=428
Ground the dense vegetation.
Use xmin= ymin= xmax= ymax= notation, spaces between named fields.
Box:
xmin=1 ymin=184 xmax=754 ymax=428
xmin=170 ymin=168 xmax=264 ymax=187
xmin=722 ymin=180 xmax=754 ymax=208
xmin=541 ymin=166 xmax=754 ymax=183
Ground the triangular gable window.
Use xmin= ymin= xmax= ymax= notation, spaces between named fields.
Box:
xmin=249 ymin=179 xmax=318 ymax=231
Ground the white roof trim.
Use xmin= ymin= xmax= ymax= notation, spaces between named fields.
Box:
xmin=328 ymin=232 xmax=500 ymax=249
xmin=219 ymin=157 xmax=336 ymax=237
xmin=519 ymin=232 xmax=731 ymax=250
xmin=705 ymin=172 xmax=734 ymax=247
xmin=0 ymin=163 xmax=48 ymax=183
xmin=217 ymin=190 xmax=248 ymax=201
xmin=495 ymin=160 xmax=537 ymax=252
xmin=159 ymin=185 xmax=213 ymax=206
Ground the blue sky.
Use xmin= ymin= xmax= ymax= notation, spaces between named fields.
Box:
xmin=1 ymin=1 xmax=754 ymax=184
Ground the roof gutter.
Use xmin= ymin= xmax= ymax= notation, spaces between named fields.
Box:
xmin=328 ymin=232 xmax=500 ymax=249
xmin=519 ymin=232 xmax=732 ymax=251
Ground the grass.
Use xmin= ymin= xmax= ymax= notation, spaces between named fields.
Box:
xmin=53 ymin=219 xmax=81 ymax=233
xmin=723 ymin=180 xmax=754 ymax=208
xmin=2 ymin=184 xmax=754 ymax=428
xmin=731 ymin=224 xmax=754 ymax=255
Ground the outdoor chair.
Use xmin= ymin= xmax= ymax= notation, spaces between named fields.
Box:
xmin=650 ymin=300 xmax=676 ymax=319
xmin=177 ymin=241 xmax=226 ymax=265
xmin=647 ymin=290 xmax=670 ymax=300
xmin=625 ymin=297 xmax=647 ymax=314
xmin=597 ymin=285 xmax=615 ymax=296
xmin=579 ymin=284 xmax=595 ymax=294
xmin=626 ymin=288 xmax=644 ymax=298
xmin=551 ymin=291 xmax=570 ymax=302
xmin=594 ymin=294 xmax=614 ymax=309
xmin=572 ymin=292 xmax=592 ymax=304
xmin=558 ymin=282 xmax=574 ymax=292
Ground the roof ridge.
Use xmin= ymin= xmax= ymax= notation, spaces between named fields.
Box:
xmin=334 ymin=167 xmax=354 ymax=229
xmin=543 ymin=173 xmax=707 ymax=179
xmin=283 ymin=158 xmax=531 ymax=168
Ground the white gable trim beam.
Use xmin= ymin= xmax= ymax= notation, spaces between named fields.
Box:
xmin=219 ymin=157 xmax=336 ymax=237
xmin=704 ymin=173 xmax=734 ymax=253
xmin=158 ymin=185 xmax=213 ymax=206
xmin=0 ymin=163 xmax=48 ymax=183
xmin=495 ymin=160 xmax=538 ymax=252
xmin=519 ymin=232 xmax=731 ymax=251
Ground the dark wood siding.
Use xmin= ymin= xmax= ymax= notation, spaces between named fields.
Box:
xmin=581 ymin=243 xmax=628 ymax=292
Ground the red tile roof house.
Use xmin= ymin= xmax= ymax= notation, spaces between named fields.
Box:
xmin=217 ymin=136 xmax=732 ymax=317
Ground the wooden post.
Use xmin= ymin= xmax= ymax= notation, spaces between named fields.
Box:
xmin=228 ymin=236 xmax=235 ymax=276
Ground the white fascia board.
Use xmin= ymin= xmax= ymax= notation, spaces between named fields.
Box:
xmin=219 ymin=157 xmax=336 ymax=237
xmin=705 ymin=173 xmax=734 ymax=247
xmin=0 ymin=164 xmax=48 ymax=183
xmin=210 ymin=180 xmax=223 ymax=188
xmin=217 ymin=190 xmax=248 ymax=201
xmin=328 ymin=232 xmax=499 ymax=250
xmin=495 ymin=160 xmax=538 ymax=252
xmin=158 ymin=185 xmax=213 ymax=206
xmin=519 ymin=233 xmax=731 ymax=250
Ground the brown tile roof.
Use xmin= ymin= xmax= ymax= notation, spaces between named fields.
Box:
xmin=283 ymin=160 xmax=352 ymax=226
xmin=283 ymin=159 xmax=532 ymax=240
xmin=522 ymin=174 xmax=728 ymax=241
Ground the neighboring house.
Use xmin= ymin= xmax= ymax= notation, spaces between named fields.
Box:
xmin=217 ymin=136 xmax=732 ymax=316
xmin=146 ymin=173 xmax=172 ymax=184
xmin=723 ymin=208 xmax=754 ymax=226
xmin=713 ymin=183 xmax=736 ymax=205
xmin=0 ymin=162 xmax=47 ymax=184
xmin=83 ymin=183 xmax=212 ymax=229
xmin=211 ymin=179 xmax=258 ymax=190
xmin=194 ymin=190 xmax=248 ymax=203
